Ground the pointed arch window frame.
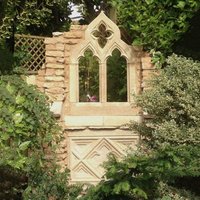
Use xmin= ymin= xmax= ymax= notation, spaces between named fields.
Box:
xmin=69 ymin=12 xmax=138 ymax=104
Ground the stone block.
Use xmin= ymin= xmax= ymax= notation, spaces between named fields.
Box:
xmin=46 ymin=87 xmax=65 ymax=94
xmin=45 ymin=76 xmax=65 ymax=82
xmin=70 ymin=25 xmax=87 ymax=31
xmin=64 ymin=116 xmax=104 ymax=127
xmin=64 ymin=31 xmax=83 ymax=39
xmin=38 ymin=69 xmax=46 ymax=76
xmin=141 ymin=56 xmax=154 ymax=69
xmin=46 ymin=50 xmax=64 ymax=57
xmin=44 ymin=81 xmax=65 ymax=88
xmin=64 ymin=39 xmax=81 ymax=45
xmin=103 ymin=116 xmax=142 ymax=126
xmin=46 ymin=68 xmax=56 ymax=75
xmin=46 ymin=63 xmax=64 ymax=69
xmin=46 ymin=93 xmax=65 ymax=101
xmin=46 ymin=56 xmax=57 ymax=63
xmin=44 ymin=37 xmax=54 ymax=44
xmin=57 ymin=58 xmax=65 ymax=64
xmin=55 ymin=69 xmax=64 ymax=76
xmin=50 ymin=101 xmax=63 ymax=116
xmin=36 ymin=80 xmax=44 ymax=88
xmin=44 ymin=36 xmax=63 ymax=44
xmin=56 ymin=43 xmax=65 ymax=51
xmin=46 ymin=44 xmax=56 ymax=51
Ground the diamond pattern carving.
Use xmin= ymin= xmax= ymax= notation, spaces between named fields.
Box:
xmin=69 ymin=136 xmax=137 ymax=182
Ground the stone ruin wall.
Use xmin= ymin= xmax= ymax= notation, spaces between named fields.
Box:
xmin=26 ymin=20 xmax=155 ymax=183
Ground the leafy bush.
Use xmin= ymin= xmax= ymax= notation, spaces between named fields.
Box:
xmin=0 ymin=74 xmax=81 ymax=199
xmin=112 ymin=0 xmax=200 ymax=55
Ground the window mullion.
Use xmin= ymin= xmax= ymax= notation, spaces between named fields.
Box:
xmin=101 ymin=62 xmax=107 ymax=103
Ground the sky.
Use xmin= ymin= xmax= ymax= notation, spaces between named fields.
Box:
xmin=69 ymin=4 xmax=82 ymax=20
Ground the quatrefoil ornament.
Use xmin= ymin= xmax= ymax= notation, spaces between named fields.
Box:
xmin=92 ymin=23 xmax=113 ymax=48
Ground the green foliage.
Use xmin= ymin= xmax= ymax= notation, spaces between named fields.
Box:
xmin=0 ymin=74 xmax=58 ymax=169
xmin=111 ymin=0 xmax=200 ymax=55
xmin=0 ymin=0 xmax=71 ymax=42
xmin=23 ymin=167 xmax=82 ymax=200
xmin=81 ymin=55 xmax=200 ymax=199
xmin=0 ymin=73 xmax=81 ymax=199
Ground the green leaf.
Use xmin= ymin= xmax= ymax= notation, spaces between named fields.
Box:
xmin=19 ymin=141 xmax=31 ymax=151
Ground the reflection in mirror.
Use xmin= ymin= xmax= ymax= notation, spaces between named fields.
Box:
xmin=107 ymin=49 xmax=127 ymax=102
xmin=79 ymin=49 xmax=99 ymax=102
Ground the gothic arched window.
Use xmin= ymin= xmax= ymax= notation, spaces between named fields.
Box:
xmin=107 ymin=49 xmax=127 ymax=102
xmin=79 ymin=49 xmax=99 ymax=102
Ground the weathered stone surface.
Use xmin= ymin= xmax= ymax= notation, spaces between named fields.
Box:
xmin=64 ymin=31 xmax=83 ymax=39
xmin=46 ymin=44 xmax=56 ymax=51
xmin=46 ymin=87 xmax=65 ymax=94
xmin=46 ymin=50 xmax=64 ymax=57
xmin=44 ymin=81 xmax=65 ymax=88
xmin=45 ymin=76 xmax=64 ymax=82
xmin=56 ymin=43 xmax=65 ymax=51
xmin=46 ymin=63 xmax=64 ymax=69
xmin=46 ymin=56 xmax=57 ymax=63
xmin=141 ymin=56 xmax=154 ymax=69
xmin=55 ymin=69 xmax=64 ymax=76
xmin=50 ymin=101 xmax=63 ymax=116
xmin=45 ymin=37 xmax=63 ymax=44
xmin=46 ymin=68 xmax=55 ymax=76
xmin=64 ymin=39 xmax=81 ymax=45
xmin=57 ymin=58 xmax=65 ymax=64
xmin=38 ymin=69 xmax=46 ymax=76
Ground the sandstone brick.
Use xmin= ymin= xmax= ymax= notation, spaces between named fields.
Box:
xmin=50 ymin=101 xmax=63 ymax=116
xmin=36 ymin=75 xmax=45 ymax=82
xmin=57 ymin=58 xmax=65 ymax=64
xmin=45 ymin=76 xmax=65 ymax=82
xmin=46 ymin=44 xmax=56 ymax=51
xmin=64 ymin=31 xmax=83 ymax=39
xmin=46 ymin=50 xmax=64 ymax=57
xmin=55 ymin=69 xmax=64 ymax=76
xmin=64 ymin=32 xmax=77 ymax=39
xmin=46 ymin=56 xmax=57 ymax=63
xmin=46 ymin=87 xmax=65 ymax=94
xmin=141 ymin=56 xmax=154 ymax=69
xmin=45 ymin=37 xmax=64 ymax=44
xmin=38 ymin=69 xmax=46 ymax=76
xmin=44 ymin=37 xmax=54 ymax=44
xmin=70 ymin=25 xmax=87 ymax=31
xmin=64 ymin=39 xmax=81 ymax=45
xmin=37 ymin=87 xmax=45 ymax=93
xmin=46 ymin=92 xmax=65 ymax=101
xmin=44 ymin=81 xmax=65 ymax=88
xmin=45 ymin=68 xmax=55 ymax=75
xmin=56 ymin=43 xmax=65 ymax=51
xmin=46 ymin=63 xmax=64 ymax=69
xmin=36 ymin=81 xmax=44 ymax=88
